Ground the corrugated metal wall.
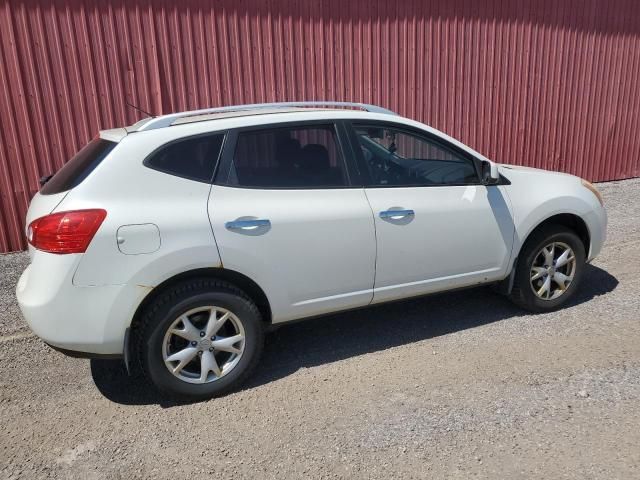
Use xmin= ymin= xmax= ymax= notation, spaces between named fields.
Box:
xmin=1 ymin=0 xmax=639 ymax=252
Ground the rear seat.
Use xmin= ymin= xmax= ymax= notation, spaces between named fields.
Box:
xmin=299 ymin=144 xmax=343 ymax=186
xmin=234 ymin=140 xmax=343 ymax=187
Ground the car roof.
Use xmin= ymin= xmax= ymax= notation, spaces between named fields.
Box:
xmin=169 ymin=107 xmax=330 ymax=126
xmin=98 ymin=102 xmax=490 ymax=164
xmin=126 ymin=101 xmax=397 ymax=132
xmin=98 ymin=107 xmax=394 ymax=144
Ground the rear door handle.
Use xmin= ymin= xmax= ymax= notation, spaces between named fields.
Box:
xmin=225 ymin=219 xmax=271 ymax=230
xmin=379 ymin=209 xmax=415 ymax=219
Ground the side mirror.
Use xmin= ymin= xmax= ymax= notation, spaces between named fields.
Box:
xmin=481 ymin=161 xmax=500 ymax=185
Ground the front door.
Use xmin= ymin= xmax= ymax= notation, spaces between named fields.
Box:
xmin=349 ymin=122 xmax=515 ymax=303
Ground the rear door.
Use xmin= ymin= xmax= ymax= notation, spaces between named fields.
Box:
xmin=348 ymin=121 xmax=515 ymax=303
xmin=208 ymin=121 xmax=376 ymax=323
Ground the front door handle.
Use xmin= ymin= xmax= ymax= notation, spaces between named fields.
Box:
xmin=225 ymin=219 xmax=271 ymax=230
xmin=379 ymin=209 xmax=415 ymax=219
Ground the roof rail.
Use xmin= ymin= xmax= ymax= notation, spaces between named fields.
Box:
xmin=134 ymin=101 xmax=396 ymax=131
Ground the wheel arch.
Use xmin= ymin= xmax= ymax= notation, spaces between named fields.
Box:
xmin=129 ymin=267 xmax=273 ymax=337
xmin=498 ymin=212 xmax=590 ymax=296
xmin=513 ymin=213 xmax=590 ymax=271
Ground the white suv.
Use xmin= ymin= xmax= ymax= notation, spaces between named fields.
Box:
xmin=16 ymin=102 xmax=607 ymax=399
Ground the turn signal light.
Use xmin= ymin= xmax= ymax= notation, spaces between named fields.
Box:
xmin=27 ymin=209 xmax=107 ymax=254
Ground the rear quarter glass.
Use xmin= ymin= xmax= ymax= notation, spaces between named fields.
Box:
xmin=143 ymin=133 xmax=225 ymax=183
xmin=40 ymin=138 xmax=117 ymax=195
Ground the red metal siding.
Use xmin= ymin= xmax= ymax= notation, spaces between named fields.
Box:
xmin=1 ymin=0 xmax=639 ymax=252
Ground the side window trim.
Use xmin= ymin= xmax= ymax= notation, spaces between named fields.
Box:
xmin=143 ymin=131 xmax=227 ymax=184
xmin=213 ymin=120 xmax=359 ymax=189
xmin=345 ymin=120 xmax=483 ymax=187
xmin=215 ymin=129 xmax=238 ymax=186
xmin=335 ymin=120 xmax=365 ymax=186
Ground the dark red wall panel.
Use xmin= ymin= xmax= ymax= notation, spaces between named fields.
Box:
xmin=1 ymin=0 xmax=639 ymax=252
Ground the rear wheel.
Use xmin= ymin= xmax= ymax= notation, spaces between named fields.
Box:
xmin=136 ymin=279 xmax=264 ymax=400
xmin=509 ymin=225 xmax=586 ymax=312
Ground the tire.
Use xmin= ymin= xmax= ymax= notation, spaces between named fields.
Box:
xmin=135 ymin=279 xmax=264 ymax=400
xmin=509 ymin=224 xmax=586 ymax=312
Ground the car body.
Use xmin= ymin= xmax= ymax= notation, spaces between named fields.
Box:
xmin=16 ymin=102 xmax=607 ymax=398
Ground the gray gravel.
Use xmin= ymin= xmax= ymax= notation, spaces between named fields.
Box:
xmin=0 ymin=251 xmax=29 ymax=339
xmin=1 ymin=178 xmax=639 ymax=479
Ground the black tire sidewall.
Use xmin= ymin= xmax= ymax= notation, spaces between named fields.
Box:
xmin=143 ymin=289 xmax=263 ymax=399
xmin=515 ymin=228 xmax=586 ymax=311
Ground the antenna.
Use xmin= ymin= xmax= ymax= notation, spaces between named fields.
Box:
xmin=125 ymin=101 xmax=155 ymax=118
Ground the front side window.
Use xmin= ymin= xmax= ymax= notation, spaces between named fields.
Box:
xmin=145 ymin=133 xmax=225 ymax=183
xmin=354 ymin=124 xmax=479 ymax=186
xmin=225 ymin=125 xmax=348 ymax=188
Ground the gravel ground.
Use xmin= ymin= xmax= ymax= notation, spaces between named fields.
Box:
xmin=1 ymin=178 xmax=639 ymax=479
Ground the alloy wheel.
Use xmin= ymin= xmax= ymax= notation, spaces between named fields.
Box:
xmin=529 ymin=241 xmax=577 ymax=300
xmin=162 ymin=306 xmax=245 ymax=384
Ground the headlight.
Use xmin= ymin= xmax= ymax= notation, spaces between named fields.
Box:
xmin=581 ymin=179 xmax=604 ymax=207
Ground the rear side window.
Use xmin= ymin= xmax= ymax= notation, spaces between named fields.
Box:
xmin=145 ymin=133 xmax=225 ymax=183
xmin=223 ymin=125 xmax=348 ymax=188
xmin=40 ymin=138 xmax=116 ymax=195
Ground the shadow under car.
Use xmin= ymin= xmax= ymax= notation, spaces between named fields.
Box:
xmin=90 ymin=263 xmax=618 ymax=407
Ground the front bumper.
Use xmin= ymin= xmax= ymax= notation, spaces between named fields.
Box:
xmin=585 ymin=203 xmax=607 ymax=261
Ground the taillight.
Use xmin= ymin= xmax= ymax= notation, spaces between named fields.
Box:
xmin=27 ymin=209 xmax=107 ymax=254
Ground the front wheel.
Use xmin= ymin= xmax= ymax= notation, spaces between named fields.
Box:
xmin=509 ymin=225 xmax=586 ymax=312
xmin=136 ymin=279 xmax=264 ymax=400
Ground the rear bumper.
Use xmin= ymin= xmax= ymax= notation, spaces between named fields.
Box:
xmin=16 ymin=252 xmax=148 ymax=355
xmin=46 ymin=343 xmax=123 ymax=359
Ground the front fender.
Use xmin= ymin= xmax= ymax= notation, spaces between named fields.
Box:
xmin=501 ymin=167 xmax=606 ymax=270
